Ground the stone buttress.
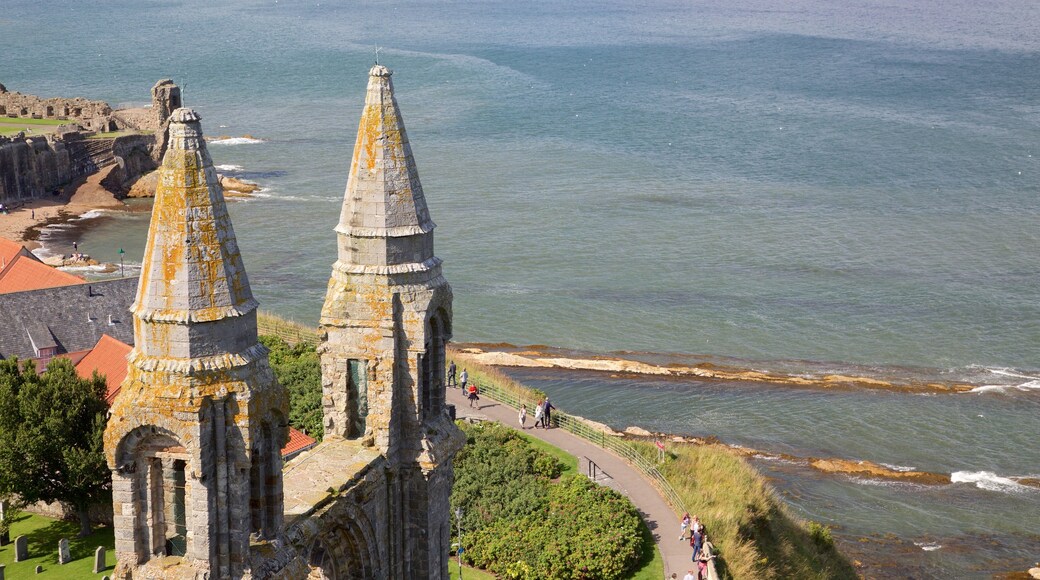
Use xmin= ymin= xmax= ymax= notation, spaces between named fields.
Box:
xmin=104 ymin=109 xmax=304 ymax=579
xmin=319 ymin=65 xmax=464 ymax=579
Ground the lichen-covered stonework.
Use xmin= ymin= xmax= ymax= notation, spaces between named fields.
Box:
xmin=103 ymin=65 xmax=461 ymax=580
xmin=104 ymin=108 xmax=302 ymax=579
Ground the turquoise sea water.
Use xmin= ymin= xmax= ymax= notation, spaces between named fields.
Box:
xmin=3 ymin=0 xmax=1038 ymax=575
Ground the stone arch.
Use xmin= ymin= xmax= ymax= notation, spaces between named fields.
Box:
xmin=45 ymin=105 xmax=54 ymax=117
xmin=113 ymin=425 xmax=194 ymax=562
xmin=421 ymin=306 xmax=452 ymax=418
xmin=317 ymin=504 xmax=380 ymax=579
xmin=250 ymin=411 xmax=286 ymax=539
xmin=19 ymin=108 xmax=28 ymax=116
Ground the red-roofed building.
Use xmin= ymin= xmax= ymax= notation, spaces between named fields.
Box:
xmin=65 ymin=334 xmax=318 ymax=459
xmin=282 ymin=427 xmax=318 ymax=461
xmin=0 ymin=236 xmax=36 ymax=272
xmin=74 ymin=334 xmax=132 ymax=403
xmin=0 ymin=254 xmax=85 ymax=294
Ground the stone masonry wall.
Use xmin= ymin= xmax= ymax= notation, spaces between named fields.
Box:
xmin=0 ymin=134 xmax=71 ymax=201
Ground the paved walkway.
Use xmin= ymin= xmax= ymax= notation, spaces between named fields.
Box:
xmin=447 ymin=388 xmax=693 ymax=579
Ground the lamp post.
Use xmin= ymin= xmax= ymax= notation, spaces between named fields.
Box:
xmin=118 ymin=247 xmax=125 ymax=277
xmin=455 ymin=507 xmax=463 ymax=579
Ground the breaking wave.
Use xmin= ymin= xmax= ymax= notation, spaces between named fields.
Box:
xmin=209 ymin=137 xmax=265 ymax=146
xmin=950 ymin=471 xmax=1032 ymax=493
xmin=215 ymin=164 xmax=245 ymax=171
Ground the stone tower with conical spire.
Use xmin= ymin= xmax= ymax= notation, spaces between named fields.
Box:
xmin=319 ymin=64 xmax=464 ymax=578
xmin=105 ymin=108 xmax=297 ymax=579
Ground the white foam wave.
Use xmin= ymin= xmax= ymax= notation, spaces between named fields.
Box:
xmin=913 ymin=542 xmax=942 ymax=551
xmin=968 ymin=379 xmax=1040 ymax=394
xmin=74 ymin=209 xmax=107 ymax=220
xmin=215 ymin=164 xmax=244 ymax=171
xmin=951 ymin=471 xmax=1031 ymax=493
xmin=209 ymin=137 xmax=264 ymax=146
xmin=880 ymin=463 xmax=916 ymax=472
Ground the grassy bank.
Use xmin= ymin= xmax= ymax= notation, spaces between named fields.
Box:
xmin=451 ymin=350 xmax=857 ymax=579
xmin=630 ymin=441 xmax=857 ymax=579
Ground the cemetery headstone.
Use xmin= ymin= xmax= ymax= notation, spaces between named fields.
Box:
xmin=13 ymin=535 xmax=27 ymax=562
xmin=93 ymin=546 xmax=106 ymax=573
xmin=58 ymin=537 xmax=71 ymax=564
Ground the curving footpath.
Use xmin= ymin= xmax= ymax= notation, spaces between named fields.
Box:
xmin=447 ymin=388 xmax=693 ymax=579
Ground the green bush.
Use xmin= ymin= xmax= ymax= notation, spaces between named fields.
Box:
xmin=260 ymin=335 xmax=323 ymax=440
xmin=452 ymin=422 xmax=647 ymax=579
xmin=807 ymin=521 xmax=834 ymax=550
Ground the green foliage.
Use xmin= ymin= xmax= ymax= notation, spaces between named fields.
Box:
xmin=807 ymin=521 xmax=834 ymax=549
xmin=260 ymin=335 xmax=323 ymax=440
xmin=452 ymin=422 xmax=647 ymax=580
xmin=0 ymin=358 xmax=110 ymax=535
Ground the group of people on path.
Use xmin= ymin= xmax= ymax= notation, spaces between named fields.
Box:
xmin=676 ymin=513 xmax=718 ymax=580
xmin=448 ymin=362 xmax=480 ymax=408
xmin=517 ymin=397 xmax=555 ymax=430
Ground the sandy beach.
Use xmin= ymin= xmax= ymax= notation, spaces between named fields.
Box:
xmin=0 ymin=167 xmax=130 ymax=251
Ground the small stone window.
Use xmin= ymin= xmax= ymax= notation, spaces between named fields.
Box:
xmin=347 ymin=360 xmax=368 ymax=438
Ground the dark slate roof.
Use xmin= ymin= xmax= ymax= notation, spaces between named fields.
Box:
xmin=0 ymin=277 xmax=138 ymax=359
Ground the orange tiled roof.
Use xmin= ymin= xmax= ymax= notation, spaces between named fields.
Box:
xmin=0 ymin=254 xmax=84 ymax=294
xmin=75 ymin=334 xmax=133 ymax=403
xmin=0 ymin=237 xmax=34 ymax=272
xmin=283 ymin=427 xmax=318 ymax=458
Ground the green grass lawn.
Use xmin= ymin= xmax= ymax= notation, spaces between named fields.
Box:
xmin=0 ymin=512 xmax=114 ymax=577
xmin=0 ymin=117 xmax=67 ymax=126
xmin=516 ymin=430 xmax=578 ymax=476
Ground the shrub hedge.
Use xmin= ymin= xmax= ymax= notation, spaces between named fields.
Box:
xmin=452 ymin=422 xmax=647 ymax=579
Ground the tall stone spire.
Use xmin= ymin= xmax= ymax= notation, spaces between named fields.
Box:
xmin=320 ymin=65 xmax=463 ymax=578
xmin=333 ymin=64 xmax=437 ymax=270
xmin=105 ymin=108 xmax=298 ymax=579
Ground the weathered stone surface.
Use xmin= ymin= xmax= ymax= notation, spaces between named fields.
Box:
xmin=103 ymin=107 xmax=295 ymax=579
xmin=624 ymin=425 xmax=653 ymax=437
xmin=0 ymin=87 xmax=111 ymax=129
xmin=218 ymin=174 xmax=259 ymax=194
xmin=317 ymin=64 xmax=463 ymax=579
xmin=58 ymin=538 xmax=70 ymax=564
xmin=93 ymin=546 xmax=106 ymax=573
xmin=13 ymin=535 xmax=27 ymax=562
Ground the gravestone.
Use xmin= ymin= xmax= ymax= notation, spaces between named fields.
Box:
xmin=0 ymin=563 xmax=5 ymax=580
xmin=34 ymin=565 xmax=43 ymax=574
xmin=58 ymin=538 xmax=71 ymax=564
xmin=93 ymin=546 xmax=106 ymax=573
xmin=13 ymin=535 xmax=27 ymax=561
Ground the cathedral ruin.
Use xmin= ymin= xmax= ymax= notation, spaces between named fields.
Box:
xmin=103 ymin=65 xmax=463 ymax=578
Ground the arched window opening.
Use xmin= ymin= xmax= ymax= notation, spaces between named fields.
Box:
xmin=121 ymin=432 xmax=189 ymax=560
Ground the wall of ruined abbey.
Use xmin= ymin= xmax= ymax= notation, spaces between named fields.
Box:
xmin=0 ymin=82 xmax=112 ymax=129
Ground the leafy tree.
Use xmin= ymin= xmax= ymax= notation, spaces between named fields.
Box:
xmin=0 ymin=357 xmax=110 ymax=536
xmin=260 ymin=335 xmax=324 ymax=440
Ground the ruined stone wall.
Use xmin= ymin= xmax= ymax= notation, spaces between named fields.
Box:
xmin=0 ymin=134 xmax=71 ymax=201
xmin=0 ymin=86 xmax=112 ymax=129
xmin=100 ymin=134 xmax=158 ymax=193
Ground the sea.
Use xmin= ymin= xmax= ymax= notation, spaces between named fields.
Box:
xmin=2 ymin=0 xmax=1038 ymax=576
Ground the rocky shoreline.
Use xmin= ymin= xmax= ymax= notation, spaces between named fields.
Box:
xmin=454 ymin=343 xmax=981 ymax=394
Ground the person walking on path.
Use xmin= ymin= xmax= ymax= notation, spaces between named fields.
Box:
xmin=679 ymin=512 xmax=691 ymax=541
xmin=683 ymin=570 xmax=696 ymax=580
xmin=542 ymin=397 xmax=556 ymax=429
xmin=690 ymin=529 xmax=703 ymax=566
xmin=691 ymin=515 xmax=703 ymax=536
xmin=519 ymin=404 xmax=528 ymax=429
xmin=447 ymin=361 xmax=457 ymax=388
xmin=698 ymin=532 xmax=719 ymax=580
xmin=533 ymin=399 xmax=544 ymax=429
xmin=467 ymin=383 xmax=479 ymax=408
xmin=459 ymin=369 xmax=468 ymax=392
